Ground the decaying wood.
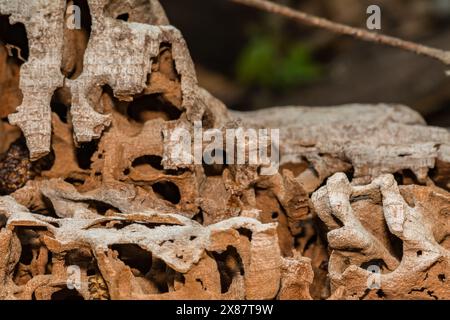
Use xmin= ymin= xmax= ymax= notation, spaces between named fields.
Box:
xmin=232 ymin=104 xmax=450 ymax=191
xmin=0 ymin=0 xmax=448 ymax=300
xmin=312 ymin=173 xmax=449 ymax=299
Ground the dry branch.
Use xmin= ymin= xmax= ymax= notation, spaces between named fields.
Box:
xmin=231 ymin=0 xmax=450 ymax=65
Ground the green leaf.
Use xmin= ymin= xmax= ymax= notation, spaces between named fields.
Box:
xmin=236 ymin=35 xmax=322 ymax=89
xmin=235 ymin=35 xmax=278 ymax=87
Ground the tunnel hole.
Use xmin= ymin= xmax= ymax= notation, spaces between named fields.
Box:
xmin=164 ymin=167 xmax=187 ymax=176
xmin=211 ymin=246 xmax=245 ymax=294
xmin=116 ymin=13 xmax=129 ymax=21
xmin=133 ymin=155 xmax=164 ymax=170
xmin=103 ymin=0 xmax=133 ymax=21
xmin=12 ymin=228 xmax=52 ymax=285
xmin=147 ymin=258 xmax=185 ymax=293
xmin=0 ymin=15 xmax=29 ymax=63
xmin=127 ymin=93 xmax=182 ymax=122
xmin=202 ymin=149 xmax=227 ymax=176
xmin=110 ymin=244 xmax=152 ymax=276
xmin=201 ymin=109 xmax=215 ymax=129
xmin=64 ymin=248 xmax=93 ymax=268
xmin=132 ymin=155 xmax=184 ymax=175
xmin=402 ymin=169 xmax=421 ymax=185
xmin=398 ymin=153 xmax=412 ymax=158
xmin=87 ymin=268 xmax=96 ymax=276
xmin=237 ymin=228 xmax=252 ymax=241
xmin=387 ymin=228 xmax=404 ymax=260
xmin=0 ymin=15 xmax=26 ymax=121
xmin=126 ymin=43 xmax=183 ymax=123
xmin=62 ymin=0 xmax=92 ymax=79
xmin=35 ymin=196 xmax=59 ymax=219
xmin=19 ymin=243 xmax=33 ymax=265
xmin=50 ymin=91 xmax=69 ymax=123
xmin=195 ymin=278 xmax=205 ymax=290
xmin=168 ymin=269 xmax=186 ymax=291
xmin=88 ymin=220 xmax=177 ymax=231
xmin=0 ymin=213 xmax=6 ymax=228
xmin=154 ymin=42 xmax=179 ymax=81
xmin=103 ymin=0 xmax=159 ymax=25
xmin=344 ymin=167 xmax=355 ymax=182
xmin=109 ymin=244 xmax=186 ymax=294
xmin=129 ymin=155 xmax=188 ymax=177
xmin=393 ymin=172 xmax=403 ymax=185
xmin=75 ymin=139 xmax=99 ymax=170
xmin=88 ymin=220 xmax=130 ymax=230
xmin=46 ymin=251 xmax=53 ymax=274
xmin=330 ymin=214 xmax=344 ymax=228
xmin=429 ymin=159 xmax=450 ymax=191
xmin=303 ymin=232 xmax=318 ymax=253
xmin=97 ymin=84 xmax=121 ymax=115
xmin=64 ymin=177 xmax=85 ymax=187
xmin=394 ymin=169 xmax=423 ymax=186
xmin=51 ymin=288 xmax=84 ymax=300
xmin=192 ymin=209 xmax=204 ymax=225
xmin=350 ymin=194 xmax=375 ymax=203
xmin=293 ymin=219 xmax=320 ymax=255
xmin=360 ymin=259 xmax=389 ymax=273
xmin=86 ymin=200 xmax=120 ymax=215
xmin=33 ymin=149 xmax=56 ymax=172
xmin=152 ymin=181 xmax=181 ymax=204
xmin=376 ymin=289 xmax=386 ymax=299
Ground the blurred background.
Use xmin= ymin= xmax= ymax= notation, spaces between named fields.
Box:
xmin=160 ymin=0 xmax=450 ymax=127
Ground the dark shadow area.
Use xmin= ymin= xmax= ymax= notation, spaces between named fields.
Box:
xmin=152 ymin=181 xmax=181 ymax=204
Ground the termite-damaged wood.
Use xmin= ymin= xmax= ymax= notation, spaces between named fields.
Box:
xmin=0 ymin=0 xmax=448 ymax=300
xmin=232 ymin=104 xmax=450 ymax=192
xmin=312 ymin=173 xmax=449 ymax=300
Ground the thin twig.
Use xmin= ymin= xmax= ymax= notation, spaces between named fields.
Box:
xmin=231 ymin=0 xmax=450 ymax=65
